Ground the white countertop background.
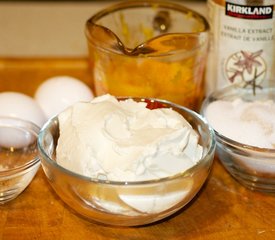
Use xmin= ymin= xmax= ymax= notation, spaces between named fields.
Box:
xmin=0 ymin=1 xmax=207 ymax=57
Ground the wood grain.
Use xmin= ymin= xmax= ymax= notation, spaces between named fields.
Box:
xmin=0 ymin=58 xmax=94 ymax=96
xmin=0 ymin=58 xmax=274 ymax=240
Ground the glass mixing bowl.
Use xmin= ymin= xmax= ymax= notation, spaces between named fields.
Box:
xmin=201 ymin=85 xmax=275 ymax=192
xmin=38 ymin=97 xmax=215 ymax=226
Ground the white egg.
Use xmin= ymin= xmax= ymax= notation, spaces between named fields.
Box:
xmin=0 ymin=92 xmax=46 ymax=127
xmin=0 ymin=92 xmax=46 ymax=148
xmin=35 ymin=76 xmax=94 ymax=119
xmin=0 ymin=117 xmax=38 ymax=149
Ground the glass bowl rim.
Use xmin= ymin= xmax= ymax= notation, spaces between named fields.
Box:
xmin=38 ymin=96 xmax=216 ymax=186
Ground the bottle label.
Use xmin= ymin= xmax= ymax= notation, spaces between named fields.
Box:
xmin=207 ymin=0 xmax=275 ymax=93
xmin=226 ymin=3 xmax=273 ymax=19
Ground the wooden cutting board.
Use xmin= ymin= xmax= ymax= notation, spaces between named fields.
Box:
xmin=0 ymin=58 xmax=274 ymax=240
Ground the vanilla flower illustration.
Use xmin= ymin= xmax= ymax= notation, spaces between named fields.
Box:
xmin=226 ymin=49 xmax=266 ymax=94
xmin=234 ymin=50 xmax=263 ymax=74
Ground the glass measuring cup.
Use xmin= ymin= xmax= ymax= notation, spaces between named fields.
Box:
xmin=85 ymin=0 xmax=209 ymax=110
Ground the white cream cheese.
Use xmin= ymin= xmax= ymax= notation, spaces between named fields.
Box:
xmin=205 ymin=98 xmax=275 ymax=149
xmin=56 ymin=94 xmax=203 ymax=182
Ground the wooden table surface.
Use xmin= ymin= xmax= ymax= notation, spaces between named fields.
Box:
xmin=0 ymin=58 xmax=274 ymax=240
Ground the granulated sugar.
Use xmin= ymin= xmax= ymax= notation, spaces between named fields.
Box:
xmin=205 ymin=98 xmax=275 ymax=148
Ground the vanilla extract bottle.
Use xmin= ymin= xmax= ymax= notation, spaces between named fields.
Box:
xmin=206 ymin=0 xmax=275 ymax=94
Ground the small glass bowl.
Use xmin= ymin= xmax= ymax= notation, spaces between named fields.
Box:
xmin=38 ymin=97 xmax=215 ymax=226
xmin=0 ymin=117 xmax=40 ymax=204
xmin=201 ymin=85 xmax=275 ymax=192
